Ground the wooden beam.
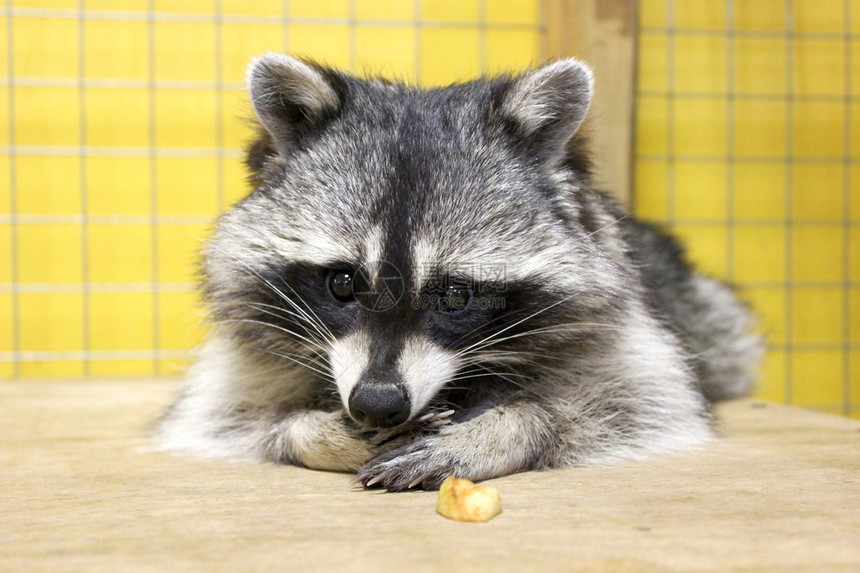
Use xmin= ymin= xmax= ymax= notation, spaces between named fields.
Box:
xmin=542 ymin=0 xmax=637 ymax=205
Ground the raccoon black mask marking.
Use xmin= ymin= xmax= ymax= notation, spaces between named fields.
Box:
xmin=154 ymin=54 xmax=761 ymax=491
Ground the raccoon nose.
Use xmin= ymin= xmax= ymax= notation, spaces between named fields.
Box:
xmin=348 ymin=384 xmax=410 ymax=428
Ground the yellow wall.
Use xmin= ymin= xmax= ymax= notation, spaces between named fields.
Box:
xmin=636 ymin=0 xmax=858 ymax=416
xmin=1 ymin=0 xmax=541 ymax=378
xmin=2 ymin=0 xmax=857 ymax=418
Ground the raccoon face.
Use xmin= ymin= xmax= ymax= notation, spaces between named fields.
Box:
xmin=204 ymin=54 xmax=624 ymax=428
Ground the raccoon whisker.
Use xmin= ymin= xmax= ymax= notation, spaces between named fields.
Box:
xmin=242 ymin=301 xmax=332 ymax=347
xmin=447 ymin=371 xmax=530 ymax=384
xmin=258 ymin=281 xmax=335 ymax=347
xmin=469 ymin=364 xmax=533 ymax=391
xmin=257 ymin=268 xmax=336 ymax=345
xmin=451 ymin=292 xmax=585 ymax=360
xmin=223 ymin=320 xmax=334 ymax=377
xmin=452 ymin=356 xmax=539 ymax=376
xmin=446 ymin=305 xmax=550 ymax=348
xmin=323 ymin=386 xmax=341 ymax=401
xmin=210 ymin=241 xmax=334 ymax=342
xmin=240 ymin=302 xmax=326 ymax=346
xmin=208 ymin=243 xmax=336 ymax=345
xmin=446 ymin=369 xmax=491 ymax=380
xmin=239 ymin=305 xmax=329 ymax=349
xmin=534 ymin=321 xmax=624 ymax=332
xmin=307 ymin=350 xmax=335 ymax=374
xmin=444 ymin=372 xmax=491 ymax=383
xmin=223 ymin=318 xmax=327 ymax=357
xmin=471 ymin=358 xmax=562 ymax=373
xmin=459 ymin=350 xmax=567 ymax=368
xmin=263 ymin=349 xmax=335 ymax=381
xmin=482 ymin=320 xmax=624 ymax=341
xmin=274 ymin=285 xmax=337 ymax=347
xmin=449 ymin=300 xmax=614 ymax=351
xmin=450 ymin=365 xmax=533 ymax=379
xmin=264 ymin=346 xmax=333 ymax=375
xmin=451 ymin=362 xmax=534 ymax=382
xmin=218 ymin=362 xmax=296 ymax=384
xmin=445 ymin=364 xmax=530 ymax=381
xmin=309 ymin=348 xmax=330 ymax=362
xmin=459 ymin=358 xmax=551 ymax=374
xmin=463 ymin=348 xmax=559 ymax=360
xmin=432 ymin=388 xmax=471 ymax=398
xmin=449 ymin=365 xmax=496 ymax=375
xmin=585 ymin=211 xmax=633 ymax=238
xmin=459 ymin=321 xmax=624 ymax=357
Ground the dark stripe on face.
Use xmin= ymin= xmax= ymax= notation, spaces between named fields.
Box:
xmin=208 ymin=261 xmax=361 ymax=354
xmin=356 ymin=108 xmax=427 ymax=370
xmin=423 ymin=277 xmax=621 ymax=356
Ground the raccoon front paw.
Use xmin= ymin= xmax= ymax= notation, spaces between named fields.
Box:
xmin=352 ymin=435 xmax=459 ymax=492
xmin=353 ymin=409 xmax=454 ymax=454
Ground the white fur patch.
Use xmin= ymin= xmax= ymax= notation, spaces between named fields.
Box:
xmin=152 ymin=334 xmax=259 ymax=460
xmin=411 ymin=237 xmax=437 ymax=289
xmin=412 ymin=232 xmax=582 ymax=291
xmin=272 ymin=227 xmax=355 ymax=265
xmin=329 ymin=331 xmax=371 ymax=410
xmin=364 ymin=225 xmax=385 ymax=269
xmin=398 ymin=336 xmax=459 ymax=416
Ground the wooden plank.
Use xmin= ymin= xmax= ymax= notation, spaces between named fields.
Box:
xmin=1 ymin=379 xmax=859 ymax=572
xmin=542 ymin=0 xmax=637 ymax=205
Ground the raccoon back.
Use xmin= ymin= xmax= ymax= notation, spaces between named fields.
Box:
xmin=622 ymin=218 xmax=761 ymax=403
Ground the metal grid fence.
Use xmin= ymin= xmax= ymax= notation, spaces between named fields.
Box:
xmin=635 ymin=0 xmax=857 ymax=416
xmin=3 ymin=0 xmax=856 ymax=418
xmin=1 ymin=0 xmax=542 ymax=378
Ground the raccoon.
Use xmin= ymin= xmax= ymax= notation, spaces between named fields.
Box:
xmin=154 ymin=54 xmax=761 ymax=491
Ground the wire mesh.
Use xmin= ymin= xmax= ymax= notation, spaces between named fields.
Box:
xmin=635 ymin=0 xmax=857 ymax=417
xmin=3 ymin=0 xmax=856 ymax=418
xmin=0 ymin=0 xmax=542 ymax=378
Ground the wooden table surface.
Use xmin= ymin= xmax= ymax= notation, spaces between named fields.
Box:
xmin=1 ymin=379 xmax=858 ymax=572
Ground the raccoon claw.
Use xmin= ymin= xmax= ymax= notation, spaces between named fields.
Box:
xmin=352 ymin=470 xmax=397 ymax=490
xmin=364 ymin=473 xmax=388 ymax=487
xmin=416 ymin=409 xmax=456 ymax=431
xmin=416 ymin=409 xmax=455 ymax=422
xmin=355 ymin=437 xmax=458 ymax=492
xmin=407 ymin=473 xmax=434 ymax=489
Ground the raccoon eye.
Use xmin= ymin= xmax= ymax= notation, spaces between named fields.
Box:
xmin=438 ymin=284 xmax=471 ymax=313
xmin=328 ymin=270 xmax=355 ymax=302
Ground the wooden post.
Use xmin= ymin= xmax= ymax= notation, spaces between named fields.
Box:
xmin=542 ymin=0 xmax=637 ymax=205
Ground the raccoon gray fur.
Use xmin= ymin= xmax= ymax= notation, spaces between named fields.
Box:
xmin=154 ymin=54 xmax=761 ymax=491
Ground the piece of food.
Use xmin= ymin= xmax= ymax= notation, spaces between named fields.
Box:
xmin=436 ymin=476 xmax=502 ymax=522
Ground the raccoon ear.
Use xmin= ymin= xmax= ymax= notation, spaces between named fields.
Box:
xmin=246 ymin=53 xmax=343 ymax=152
xmin=497 ymin=58 xmax=594 ymax=162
